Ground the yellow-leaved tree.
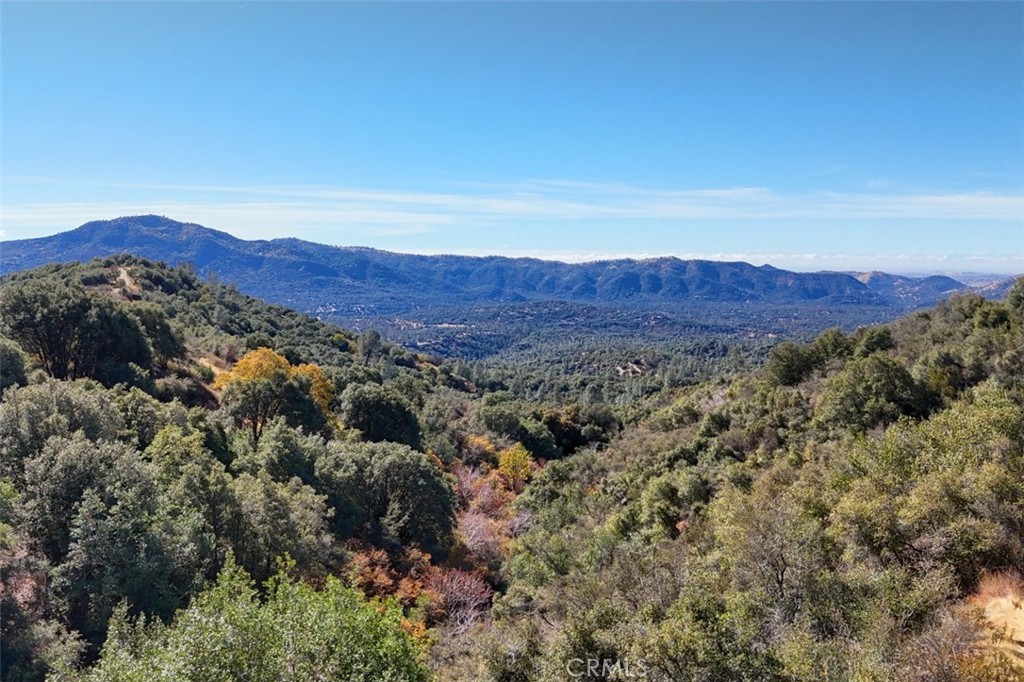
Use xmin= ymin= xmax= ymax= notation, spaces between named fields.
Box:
xmin=497 ymin=443 xmax=533 ymax=492
xmin=214 ymin=347 xmax=335 ymax=442
xmin=214 ymin=347 xmax=292 ymax=390
xmin=293 ymin=363 xmax=334 ymax=415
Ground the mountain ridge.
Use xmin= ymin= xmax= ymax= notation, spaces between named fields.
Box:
xmin=3 ymin=215 xmax=1013 ymax=357
xmin=2 ymin=214 xmax=952 ymax=303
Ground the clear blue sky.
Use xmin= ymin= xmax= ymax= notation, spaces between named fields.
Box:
xmin=2 ymin=1 xmax=1022 ymax=273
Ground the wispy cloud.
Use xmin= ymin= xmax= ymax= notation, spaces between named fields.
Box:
xmin=3 ymin=178 xmax=1022 ymax=241
xmin=3 ymin=177 xmax=1021 ymax=273
xmin=1 ymin=201 xmax=448 ymax=240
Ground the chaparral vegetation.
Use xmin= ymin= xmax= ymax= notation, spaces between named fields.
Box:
xmin=2 ymin=256 xmax=1022 ymax=681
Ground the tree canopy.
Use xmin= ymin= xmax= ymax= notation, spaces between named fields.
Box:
xmin=63 ymin=561 xmax=431 ymax=682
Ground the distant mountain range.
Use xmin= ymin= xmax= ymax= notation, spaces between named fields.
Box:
xmin=1 ymin=216 xmax=1017 ymax=356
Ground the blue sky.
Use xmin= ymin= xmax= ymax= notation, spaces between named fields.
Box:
xmin=2 ymin=1 xmax=1022 ymax=273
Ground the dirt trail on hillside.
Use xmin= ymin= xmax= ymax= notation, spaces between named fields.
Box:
xmin=117 ymin=267 xmax=142 ymax=295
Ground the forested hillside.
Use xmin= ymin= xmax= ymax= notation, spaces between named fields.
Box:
xmin=455 ymin=282 xmax=1024 ymax=681
xmin=1 ymin=256 xmax=1022 ymax=681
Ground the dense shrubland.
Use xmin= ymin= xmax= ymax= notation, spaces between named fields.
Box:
xmin=462 ymin=279 xmax=1024 ymax=681
xmin=1 ymin=256 xmax=1021 ymax=680
xmin=0 ymin=257 xmax=617 ymax=680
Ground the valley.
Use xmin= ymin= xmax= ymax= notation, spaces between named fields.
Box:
xmin=2 ymin=216 xmax=1014 ymax=361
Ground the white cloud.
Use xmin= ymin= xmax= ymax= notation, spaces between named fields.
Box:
xmin=0 ymin=201 xmax=447 ymax=240
xmin=5 ymin=178 xmax=1022 ymax=234
xmin=2 ymin=178 xmax=1021 ymax=273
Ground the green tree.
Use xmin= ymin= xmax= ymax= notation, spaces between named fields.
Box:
xmin=315 ymin=442 xmax=455 ymax=558
xmin=64 ymin=561 xmax=431 ymax=682
xmin=518 ymin=418 xmax=559 ymax=461
xmin=816 ymin=354 xmax=924 ymax=431
xmin=126 ymin=301 xmax=186 ymax=366
xmin=0 ymin=380 xmax=125 ymax=481
xmin=228 ymin=471 xmax=335 ymax=584
xmin=339 ymin=383 xmax=421 ymax=449
xmin=811 ymin=327 xmax=854 ymax=364
xmin=641 ymin=570 xmax=787 ymax=682
xmin=358 ymin=329 xmax=384 ymax=362
xmin=915 ymin=349 xmax=972 ymax=403
xmin=112 ymin=385 xmax=175 ymax=451
xmin=18 ymin=435 xmax=144 ymax=566
xmin=639 ymin=470 xmax=707 ymax=539
xmin=1006 ymin=277 xmax=1024 ymax=324
xmin=765 ymin=342 xmax=819 ymax=386
xmin=0 ymin=281 xmax=152 ymax=386
xmin=277 ymin=369 xmax=331 ymax=436
xmin=50 ymin=487 xmax=202 ymax=653
xmin=713 ymin=484 xmax=827 ymax=623
xmin=228 ymin=418 xmax=326 ymax=485
xmin=1 ymin=281 xmax=89 ymax=380
xmin=18 ymin=434 xmax=201 ymax=653
xmin=853 ymin=326 xmax=896 ymax=357
xmin=480 ymin=404 xmax=522 ymax=438
xmin=145 ymin=425 xmax=238 ymax=574
xmin=0 ymin=337 xmax=28 ymax=391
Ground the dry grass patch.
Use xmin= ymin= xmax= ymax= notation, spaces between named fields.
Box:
xmin=969 ymin=569 xmax=1024 ymax=670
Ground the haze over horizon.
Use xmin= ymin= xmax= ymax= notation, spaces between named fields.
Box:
xmin=2 ymin=2 xmax=1022 ymax=273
